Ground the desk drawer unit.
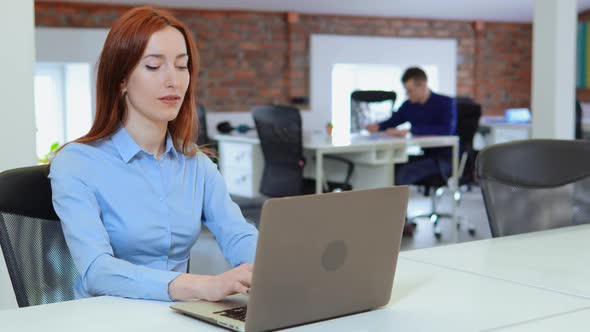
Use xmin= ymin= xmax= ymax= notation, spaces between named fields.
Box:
xmin=219 ymin=142 xmax=263 ymax=198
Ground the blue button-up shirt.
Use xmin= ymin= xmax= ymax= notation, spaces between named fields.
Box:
xmin=49 ymin=126 xmax=258 ymax=301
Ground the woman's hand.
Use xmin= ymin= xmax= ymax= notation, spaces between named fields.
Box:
xmin=168 ymin=263 xmax=253 ymax=301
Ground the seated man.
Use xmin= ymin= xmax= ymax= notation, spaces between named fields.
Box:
xmin=367 ymin=67 xmax=456 ymax=235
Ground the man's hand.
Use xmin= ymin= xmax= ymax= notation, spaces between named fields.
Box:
xmin=385 ymin=128 xmax=410 ymax=137
xmin=366 ymin=123 xmax=380 ymax=133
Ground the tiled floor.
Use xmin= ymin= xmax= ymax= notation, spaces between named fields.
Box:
xmin=189 ymin=186 xmax=491 ymax=275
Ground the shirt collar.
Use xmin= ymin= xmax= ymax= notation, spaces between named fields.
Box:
xmin=111 ymin=125 xmax=178 ymax=163
xmin=163 ymin=131 xmax=179 ymax=160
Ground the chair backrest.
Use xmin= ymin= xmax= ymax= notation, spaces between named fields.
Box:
xmin=576 ymin=99 xmax=583 ymax=140
xmin=0 ymin=165 xmax=78 ymax=307
xmin=195 ymin=103 xmax=210 ymax=146
xmin=456 ymin=100 xmax=482 ymax=185
xmin=252 ymin=105 xmax=305 ymax=197
xmin=456 ymin=100 xmax=482 ymax=151
xmin=350 ymin=90 xmax=397 ymax=133
xmin=476 ymin=139 xmax=590 ymax=237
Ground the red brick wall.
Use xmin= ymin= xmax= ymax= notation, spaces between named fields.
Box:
xmin=35 ymin=1 xmax=533 ymax=116
xmin=474 ymin=23 xmax=532 ymax=115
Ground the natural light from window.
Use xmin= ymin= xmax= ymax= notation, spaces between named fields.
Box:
xmin=331 ymin=64 xmax=439 ymax=137
xmin=34 ymin=63 xmax=92 ymax=160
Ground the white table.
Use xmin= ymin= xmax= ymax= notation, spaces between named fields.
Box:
xmin=478 ymin=119 xmax=531 ymax=147
xmin=214 ymin=133 xmax=458 ymax=197
xmin=1 ymin=258 xmax=588 ymax=332
xmin=401 ymin=224 xmax=590 ymax=299
xmin=493 ymin=306 xmax=590 ymax=332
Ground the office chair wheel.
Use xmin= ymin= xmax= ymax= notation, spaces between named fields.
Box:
xmin=434 ymin=223 xmax=442 ymax=239
xmin=434 ymin=230 xmax=442 ymax=240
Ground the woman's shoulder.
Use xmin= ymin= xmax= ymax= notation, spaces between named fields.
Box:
xmin=50 ymin=141 xmax=106 ymax=176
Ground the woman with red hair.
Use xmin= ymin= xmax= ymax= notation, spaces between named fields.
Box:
xmin=49 ymin=6 xmax=257 ymax=302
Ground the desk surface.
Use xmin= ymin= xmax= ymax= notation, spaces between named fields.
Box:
xmin=401 ymin=224 xmax=590 ymax=299
xmin=1 ymin=258 xmax=589 ymax=332
xmin=494 ymin=306 xmax=590 ymax=332
xmin=213 ymin=133 xmax=458 ymax=150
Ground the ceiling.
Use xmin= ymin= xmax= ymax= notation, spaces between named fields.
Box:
xmin=38 ymin=0 xmax=590 ymax=22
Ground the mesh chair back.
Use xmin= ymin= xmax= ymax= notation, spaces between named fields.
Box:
xmin=350 ymin=90 xmax=397 ymax=133
xmin=0 ymin=165 xmax=77 ymax=307
xmin=252 ymin=105 xmax=305 ymax=197
xmin=476 ymin=140 xmax=590 ymax=237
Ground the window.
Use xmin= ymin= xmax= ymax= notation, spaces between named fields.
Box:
xmin=34 ymin=63 xmax=92 ymax=160
xmin=310 ymin=34 xmax=457 ymax=139
xmin=332 ymin=64 xmax=440 ymax=134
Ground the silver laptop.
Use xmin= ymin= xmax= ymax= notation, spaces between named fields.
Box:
xmin=171 ymin=186 xmax=409 ymax=331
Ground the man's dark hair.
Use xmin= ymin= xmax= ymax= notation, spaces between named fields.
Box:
xmin=401 ymin=67 xmax=427 ymax=83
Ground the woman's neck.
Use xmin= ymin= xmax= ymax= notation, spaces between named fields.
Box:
xmin=123 ymin=112 xmax=167 ymax=159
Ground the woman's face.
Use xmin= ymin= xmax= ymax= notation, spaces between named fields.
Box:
xmin=122 ymin=26 xmax=190 ymax=125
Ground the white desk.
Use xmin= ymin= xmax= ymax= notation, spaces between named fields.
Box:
xmin=401 ymin=224 xmax=590 ymax=299
xmin=494 ymin=306 xmax=590 ymax=332
xmin=214 ymin=133 xmax=458 ymax=197
xmin=1 ymin=258 xmax=589 ymax=332
xmin=478 ymin=119 xmax=531 ymax=147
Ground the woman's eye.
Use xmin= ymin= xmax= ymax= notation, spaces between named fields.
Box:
xmin=176 ymin=66 xmax=188 ymax=70
xmin=145 ymin=65 xmax=159 ymax=71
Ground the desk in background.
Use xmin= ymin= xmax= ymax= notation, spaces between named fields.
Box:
xmin=478 ymin=117 xmax=531 ymax=147
xmin=2 ymin=226 xmax=590 ymax=331
xmin=213 ymin=133 xmax=458 ymax=198
xmin=477 ymin=116 xmax=590 ymax=149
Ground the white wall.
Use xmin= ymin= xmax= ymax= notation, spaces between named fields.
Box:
xmin=35 ymin=28 xmax=109 ymax=118
xmin=0 ymin=1 xmax=34 ymax=309
xmin=0 ymin=1 xmax=37 ymax=173
xmin=310 ymin=34 xmax=457 ymax=137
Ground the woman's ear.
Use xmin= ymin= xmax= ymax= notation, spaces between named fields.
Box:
xmin=120 ymin=80 xmax=127 ymax=96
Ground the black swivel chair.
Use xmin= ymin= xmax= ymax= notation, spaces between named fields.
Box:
xmin=477 ymin=139 xmax=590 ymax=237
xmin=409 ymin=100 xmax=482 ymax=238
xmin=350 ymin=90 xmax=397 ymax=133
xmin=252 ymin=105 xmax=354 ymax=197
xmin=576 ymin=99 xmax=583 ymax=140
xmin=0 ymin=165 xmax=78 ymax=307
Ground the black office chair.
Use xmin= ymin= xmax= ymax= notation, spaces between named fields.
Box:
xmin=409 ymin=100 xmax=482 ymax=238
xmin=252 ymin=105 xmax=354 ymax=197
xmin=576 ymin=99 xmax=583 ymax=140
xmin=0 ymin=165 xmax=78 ymax=307
xmin=350 ymin=90 xmax=397 ymax=133
xmin=477 ymin=139 xmax=590 ymax=237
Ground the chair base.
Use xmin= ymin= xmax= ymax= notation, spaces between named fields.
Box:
xmin=408 ymin=213 xmax=450 ymax=239
xmin=409 ymin=213 xmax=476 ymax=239
xmin=409 ymin=185 xmax=476 ymax=239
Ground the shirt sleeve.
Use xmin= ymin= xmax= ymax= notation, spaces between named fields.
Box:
xmin=201 ymin=155 xmax=258 ymax=267
xmin=411 ymin=97 xmax=457 ymax=136
xmin=378 ymin=102 xmax=409 ymax=131
xmin=49 ymin=149 xmax=181 ymax=301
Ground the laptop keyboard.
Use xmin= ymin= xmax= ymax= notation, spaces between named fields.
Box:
xmin=214 ymin=306 xmax=248 ymax=322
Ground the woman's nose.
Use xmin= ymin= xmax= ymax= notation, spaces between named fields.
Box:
xmin=163 ymin=66 xmax=178 ymax=88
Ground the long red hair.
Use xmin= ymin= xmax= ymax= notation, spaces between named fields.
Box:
xmin=56 ymin=6 xmax=201 ymax=156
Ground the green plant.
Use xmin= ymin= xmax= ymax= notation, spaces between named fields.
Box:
xmin=38 ymin=142 xmax=61 ymax=164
